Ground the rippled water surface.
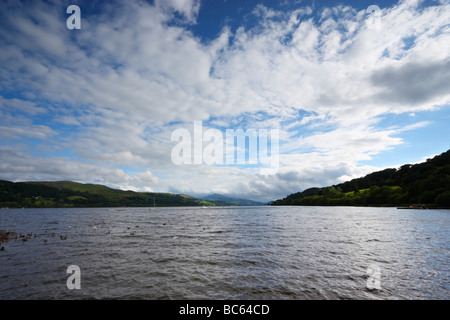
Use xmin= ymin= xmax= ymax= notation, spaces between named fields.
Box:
xmin=0 ymin=206 xmax=448 ymax=299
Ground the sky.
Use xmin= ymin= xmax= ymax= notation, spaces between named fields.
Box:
xmin=0 ymin=0 xmax=449 ymax=202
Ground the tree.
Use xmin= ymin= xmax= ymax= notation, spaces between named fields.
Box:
xmin=435 ymin=192 xmax=450 ymax=207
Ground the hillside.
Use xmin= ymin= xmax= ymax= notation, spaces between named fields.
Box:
xmin=0 ymin=180 xmax=216 ymax=208
xmin=272 ymin=149 xmax=450 ymax=208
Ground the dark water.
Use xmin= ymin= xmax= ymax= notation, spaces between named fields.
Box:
xmin=0 ymin=206 xmax=448 ymax=300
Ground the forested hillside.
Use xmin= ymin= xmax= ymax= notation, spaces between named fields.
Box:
xmin=272 ymin=150 xmax=450 ymax=207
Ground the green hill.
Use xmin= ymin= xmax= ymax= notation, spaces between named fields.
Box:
xmin=0 ymin=180 xmax=216 ymax=208
xmin=272 ymin=149 xmax=450 ymax=208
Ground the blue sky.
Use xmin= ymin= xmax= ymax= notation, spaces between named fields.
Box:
xmin=0 ymin=0 xmax=449 ymax=201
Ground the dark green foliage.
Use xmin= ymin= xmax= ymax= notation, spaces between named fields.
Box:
xmin=272 ymin=149 xmax=450 ymax=208
xmin=435 ymin=191 xmax=450 ymax=206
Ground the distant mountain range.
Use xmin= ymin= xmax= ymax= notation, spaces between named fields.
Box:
xmin=0 ymin=180 xmax=264 ymax=208
xmin=272 ymin=149 xmax=450 ymax=208
xmin=202 ymin=194 xmax=265 ymax=206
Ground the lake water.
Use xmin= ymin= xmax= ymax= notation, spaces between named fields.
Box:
xmin=0 ymin=206 xmax=448 ymax=300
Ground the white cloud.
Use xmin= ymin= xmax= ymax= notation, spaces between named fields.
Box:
xmin=154 ymin=0 xmax=201 ymax=23
xmin=0 ymin=96 xmax=46 ymax=115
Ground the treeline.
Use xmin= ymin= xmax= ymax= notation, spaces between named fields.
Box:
xmin=272 ymin=149 xmax=450 ymax=207
xmin=0 ymin=180 xmax=215 ymax=208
